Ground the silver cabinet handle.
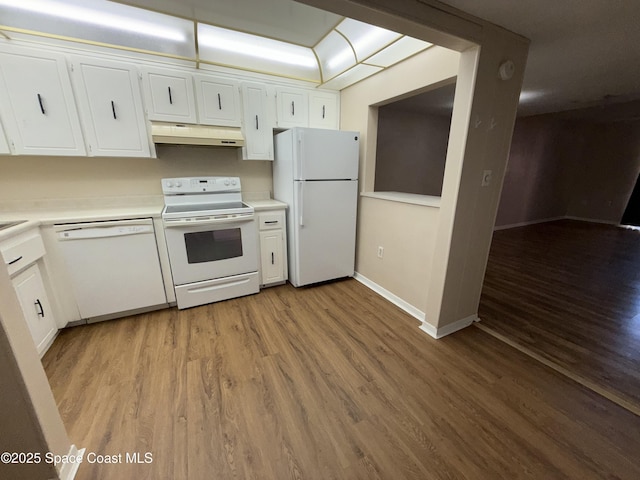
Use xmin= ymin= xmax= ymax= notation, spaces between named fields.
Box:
xmin=168 ymin=86 xmax=173 ymax=105
xmin=111 ymin=101 xmax=117 ymax=119
xmin=291 ymin=101 xmax=295 ymax=116
xmin=271 ymin=252 xmax=275 ymax=265
xmin=322 ymin=105 xmax=325 ymax=119
xmin=218 ymin=93 xmax=222 ymax=110
xmin=255 ymin=115 xmax=259 ymax=130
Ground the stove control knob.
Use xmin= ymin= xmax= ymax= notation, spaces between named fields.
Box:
xmin=231 ymin=179 xmax=237 ymax=186
xmin=224 ymin=179 xmax=230 ymax=186
xmin=166 ymin=181 xmax=174 ymax=188
xmin=175 ymin=181 xmax=182 ymax=187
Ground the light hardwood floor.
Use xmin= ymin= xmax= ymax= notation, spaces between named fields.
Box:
xmin=44 ymin=278 xmax=640 ymax=479
xmin=480 ymin=219 xmax=640 ymax=411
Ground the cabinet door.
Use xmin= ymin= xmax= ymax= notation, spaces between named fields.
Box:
xmin=141 ymin=67 xmax=197 ymax=124
xmin=0 ymin=120 xmax=9 ymax=154
xmin=309 ymin=91 xmax=339 ymax=130
xmin=260 ymin=229 xmax=285 ymax=285
xmin=241 ymin=82 xmax=273 ymax=160
xmin=13 ymin=264 xmax=57 ymax=356
xmin=71 ymin=57 xmax=151 ymax=157
xmin=194 ymin=74 xmax=241 ymax=127
xmin=275 ymin=87 xmax=308 ymax=128
xmin=0 ymin=46 xmax=86 ymax=155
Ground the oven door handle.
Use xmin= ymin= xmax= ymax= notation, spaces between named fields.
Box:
xmin=163 ymin=215 xmax=254 ymax=228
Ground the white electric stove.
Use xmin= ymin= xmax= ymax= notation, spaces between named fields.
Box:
xmin=162 ymin=176 xmax=259 ymax=309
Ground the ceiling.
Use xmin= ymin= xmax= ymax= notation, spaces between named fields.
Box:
xmin=115 ymin=0 xmax=640 ymax=117
xmin=3 ymin=0 xmax=639 ymax=118
xmin=437 ymin=0 xmax=640 ymax=117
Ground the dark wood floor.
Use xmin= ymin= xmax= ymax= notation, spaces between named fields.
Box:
xmin=480 ymin=219 xmax=640 ymax=411
xmin=43 ymin=278 xmax=640 ymax=479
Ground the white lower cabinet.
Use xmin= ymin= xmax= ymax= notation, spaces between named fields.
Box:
xmin=1 ymin=227 xmax=58 ymax=356
xmin=257 ymin=209 xmax=287 ymax=287
xmin=12 ymin=263 xmax=57 ymax=357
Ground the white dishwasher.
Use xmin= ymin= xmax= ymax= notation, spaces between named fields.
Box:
xmin=55 ymin=218 xmax=168 ymax=322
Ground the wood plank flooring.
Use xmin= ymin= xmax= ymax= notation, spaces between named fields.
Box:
xmin=43 ymin=278 xmax=640 ymax=479
xmin=479 ymin=219 xmax=640 ymax=411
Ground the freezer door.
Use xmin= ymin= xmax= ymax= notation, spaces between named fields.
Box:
xmin=294 ymin=128 xmax=359 ymax=180
xmin=292 ymin=180 xmax=357 ymax=286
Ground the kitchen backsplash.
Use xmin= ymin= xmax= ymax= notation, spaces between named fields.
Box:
xmin=0 ymin=144 xmax=273 ymax=203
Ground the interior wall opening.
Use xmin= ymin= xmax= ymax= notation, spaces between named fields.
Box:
xmin=373 ymin=80 xmax=456 ymax=197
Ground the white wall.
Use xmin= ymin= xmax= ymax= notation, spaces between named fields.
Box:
xmin=341 ymin=46 xmax=460 ymax=313
xmin=0 ymin=145 xmax=273 ymax=203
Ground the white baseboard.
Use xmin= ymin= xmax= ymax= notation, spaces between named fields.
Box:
xmin=493 ymin=216 xmax=565 ymax=231
xmin=58 ymin=444 xmax=85 ymax=480
xmin=419 ymin=314 xmax=478 ymax=339
xmin=353 ymin=273 xmax=426 ymax=322
xmin=353 ymin=273 xmax=477 ymax=339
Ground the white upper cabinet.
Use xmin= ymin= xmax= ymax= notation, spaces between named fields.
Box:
xmin=309 ymin=91 xmax=339 ymax=130
xmin=194 ymin=74 xmax=241 ymax=127
xmin=71 ymin=56 xmax=151 ymax=157
xmin=241 ymin=82 xmax=273 ymax=161
xmin=0 ymin=45 xmax=86 ymax=156
xmin=141 ymin=66 xmax=197 ymax=124
xmin=275 ymin=87 xmax=308 ymax=128
xmin=0 ymin=120 xmax=9 ymax=154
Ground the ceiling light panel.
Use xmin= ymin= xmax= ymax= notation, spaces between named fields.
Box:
xmin=314 ymin=31 xmax=356 ymax=81
xmin=366 ymin=37 xmax=433 ymax=67
xmin=335 ymin=18 xmax=401 ymax=61
xmin=321 ymin=64 xmax=382 ymax=91
xmin=198 ymin=24 xmax=320 ymax=82
xmin=0 ymin=0 xmax=195 ymax=57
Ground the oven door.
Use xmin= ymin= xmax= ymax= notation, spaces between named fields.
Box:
xmin=163 ymin=215 xmax=258 ymax=286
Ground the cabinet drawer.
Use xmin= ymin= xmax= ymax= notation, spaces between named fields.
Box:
xmin=1 ymin=232 xmax=46 ymax=276
xmin=258 ymin=212 xmax=285 ymax=230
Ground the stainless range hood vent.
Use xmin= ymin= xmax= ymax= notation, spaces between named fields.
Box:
xmin=151 ymin=122 xmax=245 ymax=147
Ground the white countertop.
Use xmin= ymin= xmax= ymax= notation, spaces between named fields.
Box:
xmin=245 ymin=199 xmax=288 ymax=211
xmin=0 ymin=195 xmax=165 ymax=227
xmin=0 ymin=195 xmax=287 ymax=241
xmin=0 ymin=220 xmax=41 ymax=242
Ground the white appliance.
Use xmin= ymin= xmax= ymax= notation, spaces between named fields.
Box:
xmin=273 ymin=127 xmax=359 ymax=287
xmin=162 ymin=176 xmax=259 ymax=309
xmin=55 ymin=219 xmax=168 ymax=322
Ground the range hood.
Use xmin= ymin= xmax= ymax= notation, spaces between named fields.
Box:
xmin=151 ymin=122 xmax=245 ymax=147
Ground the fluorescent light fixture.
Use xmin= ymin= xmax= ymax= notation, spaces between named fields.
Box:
xmin=322 ymin=64 xmax=382 ymax=90
xmin=367 ymin=37 xmax=433 ymax=67
xmin=198 ymin=25 xmax=317 ymax=68
xmin=315 ymin=31 xmax=355 ymax=79
xmin=337 ymin=19 xmax=401 ymax=61
xmin=0 ymin=0 xmax=187 ymax=42
xmin=328 ymin=48 xmax=355 ymax=69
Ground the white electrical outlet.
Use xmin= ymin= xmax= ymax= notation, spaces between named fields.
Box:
xmin=377 ymin=246 xmax=384 ymax=258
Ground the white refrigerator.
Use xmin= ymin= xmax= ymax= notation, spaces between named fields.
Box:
xmin=273 ymin=127 xmax=359 ymax=287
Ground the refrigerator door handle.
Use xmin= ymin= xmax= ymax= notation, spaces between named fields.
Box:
xmin=298 ymin=181 xmax=304 ymax=227
xmin=297 ymin=132 xmax=303 ymax=180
